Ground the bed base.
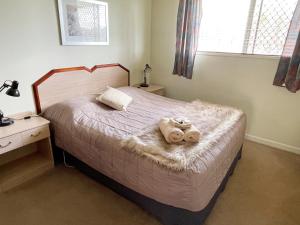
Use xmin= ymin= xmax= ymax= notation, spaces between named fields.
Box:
xmin=54 ymin=146 xmax=243 ymax=225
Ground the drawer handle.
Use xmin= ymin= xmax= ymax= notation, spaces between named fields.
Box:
xmin=0 ymin=141 xmax=12 ymax=148
xmin=30 ymin=132 xmax=41 ymax=138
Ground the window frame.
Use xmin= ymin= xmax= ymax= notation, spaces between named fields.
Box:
xmin=196 ymin=51 xmax=280 ymax=60
xmin=197 ymin=0 xmax=292 ymax=57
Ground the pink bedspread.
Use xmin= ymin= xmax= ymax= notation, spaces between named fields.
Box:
xmin=43 ymin=87 xmax=246 ymax=212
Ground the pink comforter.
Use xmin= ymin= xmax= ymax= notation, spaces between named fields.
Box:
xmin=43 ymin=87 xmax=246 ymax=212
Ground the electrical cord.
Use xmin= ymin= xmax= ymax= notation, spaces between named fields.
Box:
xmin=62 ymin=151 xmax=74 ymax=168
xmin=8 ymin=115 xmax=40 ymax=121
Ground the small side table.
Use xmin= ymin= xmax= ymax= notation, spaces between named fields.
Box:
xmin=0 ymin=112 xmax=54 ymax=192
xmin=133 ymin=84 xmax=165 ymax=96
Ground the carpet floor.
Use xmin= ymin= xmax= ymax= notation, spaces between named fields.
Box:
xmin=0 ymin=140 xmax=299 ymax=225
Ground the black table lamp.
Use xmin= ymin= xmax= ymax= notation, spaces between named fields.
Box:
xmin=140 ymin=64 xmax=152 ymax=87
xmin=0 ymin=80 xmax=20 ymax=127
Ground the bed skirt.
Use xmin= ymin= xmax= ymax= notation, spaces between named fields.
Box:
xmin=54 ymin=145 xmax=243 ymax=225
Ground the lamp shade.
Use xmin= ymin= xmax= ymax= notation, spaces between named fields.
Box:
xmin=144 ymin=64 xmax=152 ymax=73
xmin=6 ymin=81 xmax=20 ymax=97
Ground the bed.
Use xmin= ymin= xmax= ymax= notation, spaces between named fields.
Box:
xmin=32 ymin=64 xmax=246 ymax=225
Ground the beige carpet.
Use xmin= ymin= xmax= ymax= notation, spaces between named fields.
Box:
xmin=0 ymin=140 xmax=299 ymax=225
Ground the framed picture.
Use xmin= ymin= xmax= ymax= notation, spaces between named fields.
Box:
xmin=58 ymin=0 xmax=109 ymax=45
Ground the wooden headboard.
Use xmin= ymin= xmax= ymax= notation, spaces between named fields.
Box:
xmin=32 ymin=63 xmax=130 ymax=114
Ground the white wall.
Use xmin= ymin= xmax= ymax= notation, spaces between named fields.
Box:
xmin=2 ymin=0 xmax=299 ymax=152
xmin=151 ymin=0 xmax=300 ymax=151
xmin=0 ymin=0 xmax=151 ymax=115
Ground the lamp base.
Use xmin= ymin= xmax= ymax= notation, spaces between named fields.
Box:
xmin=140 ymin=83 xmax=149 ymax=87
xmin=0 ymin=118 xmax=14 ymax=127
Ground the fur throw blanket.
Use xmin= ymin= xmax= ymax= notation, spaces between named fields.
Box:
xmin=121 ymin=100 xmax=244 ymax=172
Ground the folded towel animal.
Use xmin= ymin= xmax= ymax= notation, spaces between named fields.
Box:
xmin=159 ymin=118 xmax=184 ymax=144
xmin=169 ymin=117 xmax=192 ymax=130
xmin=184 ymin=125 xmax=201 ymax=143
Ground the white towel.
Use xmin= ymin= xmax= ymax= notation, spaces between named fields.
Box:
xmin=184 ymin=125 xmax=201 ymax=143
xmin=169 ymin=117 xmax=192 ymax=130
xmin=159 ymin=118 xmax=184 ymax=144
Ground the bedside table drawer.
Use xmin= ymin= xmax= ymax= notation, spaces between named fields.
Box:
xmin=0 ymin=134 xmax=23 ymax=155
xmin=22 ymin=125 xmax=50 ymax=146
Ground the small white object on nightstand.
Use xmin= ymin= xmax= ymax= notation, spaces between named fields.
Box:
xmin=133 ymin=84 xmax=165 ymax=96
xmin=0 ymin=112 xmax=54 ymax=192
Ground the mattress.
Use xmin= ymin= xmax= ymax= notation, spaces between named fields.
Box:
xmin=43 ymin=87 xmax=246 ymax=212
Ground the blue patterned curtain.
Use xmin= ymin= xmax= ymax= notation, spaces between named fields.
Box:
xmin=173 ymin=0 xmax=202 ymax=79
xmin=273 ymin=1 xmax=300 ymax=93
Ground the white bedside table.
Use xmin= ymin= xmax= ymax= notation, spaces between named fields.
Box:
xmin=0 ymin=113 xmax=54 ymax=192
xmin=133 ymin=84 xmax=165 ymax=96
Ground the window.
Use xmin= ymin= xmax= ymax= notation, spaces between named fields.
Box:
xmin=198 ymin=0 xmax=298 ymax=56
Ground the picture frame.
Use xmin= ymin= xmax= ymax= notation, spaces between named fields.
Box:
xmin=58 ymin=0 xmax=109 ymax=46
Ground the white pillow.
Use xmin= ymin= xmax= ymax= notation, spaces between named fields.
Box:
xmin=96 ymin=87 xmax=133 ymax=111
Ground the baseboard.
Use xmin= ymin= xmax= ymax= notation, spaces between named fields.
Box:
xmin=245 ymin=134 xmax=300 ymax=155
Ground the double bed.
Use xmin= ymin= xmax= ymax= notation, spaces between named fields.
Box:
xmin=32 ymin=64 xmax=246 ymax=225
